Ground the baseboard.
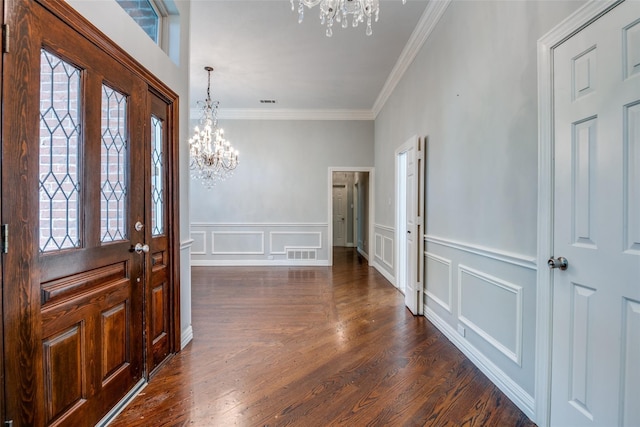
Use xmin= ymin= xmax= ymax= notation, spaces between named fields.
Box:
xmin=98 ymin=378 xmax=147 ymax=426
xmin=372 ymin=260 xmax=396 ymax=287
xmin=191 ymin=259 xmax=331 ymax=267
xmin=181 ymin=325 xmax=194 ymax=350
xmin=357 ymin=247 xmax=369 ymax=261
xmin=424 ymin=307 xmax=535 ymax=420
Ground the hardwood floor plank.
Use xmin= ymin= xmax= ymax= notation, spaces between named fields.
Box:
xmin=111 ymin=248 xmax=536 ymax=426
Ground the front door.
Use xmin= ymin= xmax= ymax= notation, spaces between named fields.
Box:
xmin=2 ymin=1 xmax=153 ymax=425
xmin=551 ymin=1 xmax=640 ymax=425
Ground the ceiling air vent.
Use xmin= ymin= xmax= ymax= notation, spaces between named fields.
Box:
xmin=260 ymin=99 xmax=277 ymax=104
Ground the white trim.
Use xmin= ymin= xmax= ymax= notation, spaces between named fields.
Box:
xmin=374 ymin=223 xmax=394 ymax=233
xmin=457 ymin=265 xmax=524 ymax=366
xmin=372 ymin=0 xmax=452 ymax=117
xmin=371 ymin=259 xmax=397 ymax=286
xmin=180 ymin=239 xmax=194 ymax=250
xmin=328 ymin=167 xmax=375 ymax=266
xmin=191 ymin=259 xmax=330 ymax=267
xmin=190 ymin=222 xmax=328 ymax=228
xmin=215 ymin=108 xmax=375 ymax=121
xmin=98 ymin=378 xmax=147 ymax=426
xmin=382 ymin=235 xmax=394 ymax=269
xmin=425 ymin=235 xmax=537 ymax=270
xmin=535 ymin=2 xmax=621 ymax=425
xmin=180 ymin=325 xmax=193 ymax=350
xmin=426 ymin=307 xmax=535 ymax=420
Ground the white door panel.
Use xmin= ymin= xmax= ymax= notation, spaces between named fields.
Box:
xmin=333 ymin=185 xmax=347 ymax=247
xmin=551 ymin=2 xmax=640 ymax=425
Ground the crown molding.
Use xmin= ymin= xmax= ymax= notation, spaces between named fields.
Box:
xmin=210 ymin=108 xmax=375 ymax=121
xmin=372 ymin=0 xmax=452 ymax=117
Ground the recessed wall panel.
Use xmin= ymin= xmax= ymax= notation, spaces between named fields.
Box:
xmin=625 ymin=103 xmax=640 ymax=253
xmin=211 ymin=231 xmax=264 ymax=255
xmin=572 ymin=118 xmax=597 ymax=248
xmin=458 ymin=266 xmax=523 ymax=364
xmin=622 ymin=299 xmax=640 ymax=426
xmin=190 ymin=231 xmax=206 ymax=255
xmin=425 ymin=252 xmax=452 ymax=313
xmin=569 ymin=283 xmax=596 ymax=420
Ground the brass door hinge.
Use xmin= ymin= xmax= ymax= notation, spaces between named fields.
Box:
xmin=2 ymin=24 xmax=9 ymax=53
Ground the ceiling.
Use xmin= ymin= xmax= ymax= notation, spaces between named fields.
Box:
xmin=189 ymin=0 xmax=431 ymax=118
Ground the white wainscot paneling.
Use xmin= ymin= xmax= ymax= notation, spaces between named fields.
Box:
xmin=375 ymin=234 xmax=383 ymax=259
xmin=383 ymin=236 xmax=393 ymax=268
xmin=622 ymin=298 xmax=640 ymax=426
xmin=425 ymin=252 xmax=452 ymax=313
xmin=190 ymin=231 xmax=206 ymax=255
xmin=458 ymin=265 xmax=523 ymax=366
xmin=211 ymin=231 xmax=265 ymax=255
xmin=270 ymin=231 xmax=322 ymax=255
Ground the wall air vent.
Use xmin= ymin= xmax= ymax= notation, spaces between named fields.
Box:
xmin=286 ymin=249 xmax=317 ymax=261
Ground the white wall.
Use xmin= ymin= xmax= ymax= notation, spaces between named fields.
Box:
xmin=190 ymin=119 xmax=374 ymax=265
xmin=373 ymin=0 xmax=584 ymax=420
xmin=66 ymin=0 xmax=193 ymax=347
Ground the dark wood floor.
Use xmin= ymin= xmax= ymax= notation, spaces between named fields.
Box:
xmin=111 ymin=247 xmax=536 ymax=427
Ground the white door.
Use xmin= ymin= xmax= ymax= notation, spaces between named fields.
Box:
xmin=396 ymin=136 xmax=424 ymax=315
xmin=551 ymin=2 xmax=640 ymax=425
xmin=404 ymin=145 xmax=419 ymax=314
xmin=333 ymin=185 xmax=347 ymax=247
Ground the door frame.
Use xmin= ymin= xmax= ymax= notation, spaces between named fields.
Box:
xmin=535 ymin=1 xmax=622 ymax=425
xmin=327 ymin=167 xmax=375 ymax=265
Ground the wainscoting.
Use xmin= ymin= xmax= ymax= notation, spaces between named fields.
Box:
xmin=190 ymin=223 xmax=330 ymax=266
xmin=424 ymin=235 xmax=537 ymax=419
xmin=372 ymin=224 xmax=395 ymax=285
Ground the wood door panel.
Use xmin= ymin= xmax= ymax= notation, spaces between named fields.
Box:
xmin=42 ymin=324 xmax=86 ymax=424
xmin=101 ymin=302 xmax=129 ymax=383
xmin=41 ymin=262 xmax=127 ymax=305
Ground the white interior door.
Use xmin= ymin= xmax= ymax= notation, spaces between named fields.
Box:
xmin=551 ymin=2 xmax=640 ymax=425
xmin=332 ymin=185 xmax=347 ymax=247
xmin=396 ymin=136 xmax=424 ymax=315
xmin=404 ymin=146 xmax=419 ymax=314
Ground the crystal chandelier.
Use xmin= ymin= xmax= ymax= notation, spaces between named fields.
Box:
xmin=291 ymin=0 xmax=405 ymax=37
xmin=189 ymin=66 xmax=239 ymax=188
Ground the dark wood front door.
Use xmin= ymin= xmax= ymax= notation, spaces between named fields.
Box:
xmin=1 ymin=1 xmax=179 ymax=425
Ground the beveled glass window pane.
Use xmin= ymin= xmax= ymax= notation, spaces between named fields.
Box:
xmin=151 ymin=115 xmax=164 ymax=236
xmin=39 ymin=49 xmax=81 ymax=252
xmin=101 ymin=85 xmax=128 ymax=243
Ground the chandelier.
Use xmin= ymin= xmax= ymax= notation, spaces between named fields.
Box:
xmin=291 ymin=0 xmax=405 ymax=37
xmin=189 ymin=66 xmax=239 ymax=188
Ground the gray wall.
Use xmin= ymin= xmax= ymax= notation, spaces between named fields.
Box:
xmin=373 ymin=0 xmax=584 ymax=419
xmin=190 ymin=120 xmax=374 ymax=265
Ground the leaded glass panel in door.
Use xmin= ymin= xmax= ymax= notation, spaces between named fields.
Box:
xmin=101 ymin=85 xmax=128 ymax=243
xmin=151 ymin=115 xmax=164 ymax=236
xmin=39 ymin=49 xmax=81 ymax=252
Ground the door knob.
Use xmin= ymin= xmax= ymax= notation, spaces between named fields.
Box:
xmin=548 ymin=256 xmax=568 ymax=270
xmin=134 ymin=243 xmax=150 ymax=254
